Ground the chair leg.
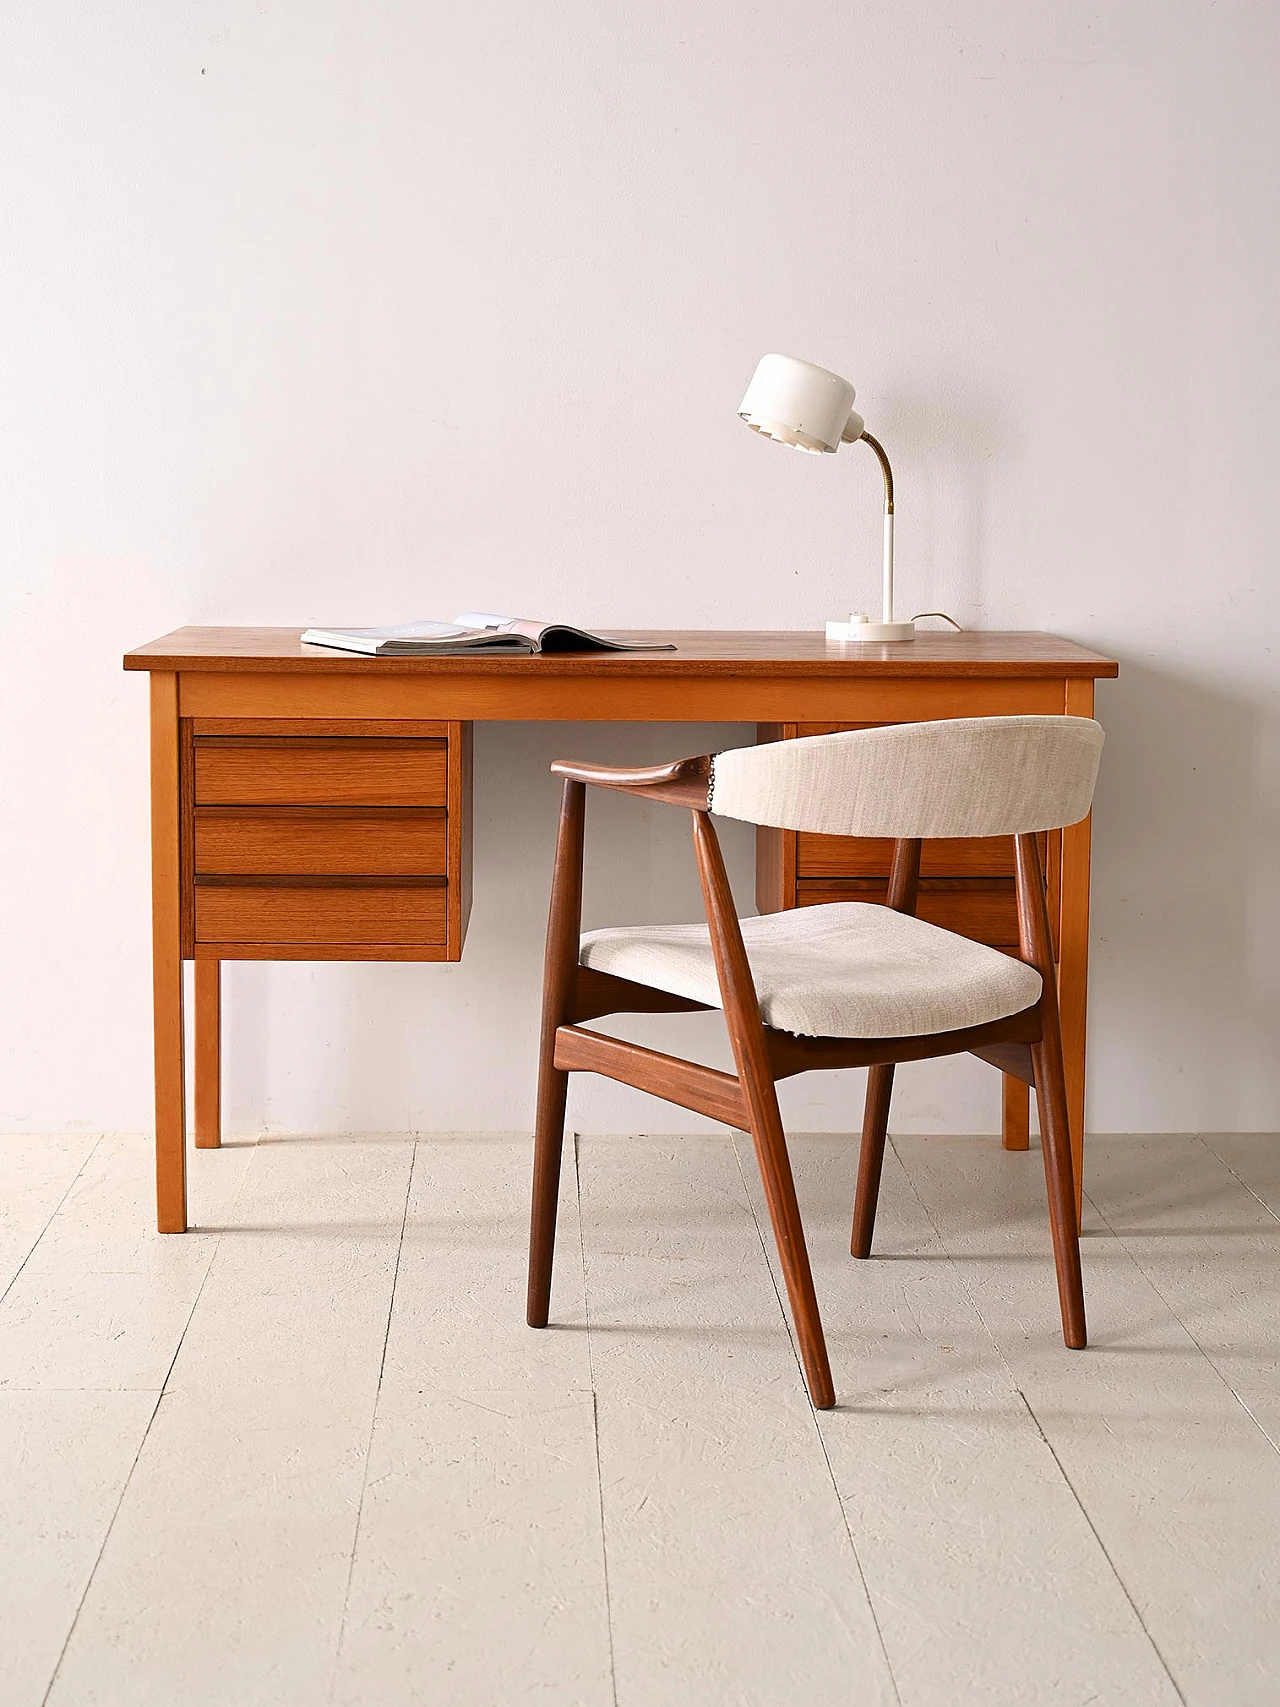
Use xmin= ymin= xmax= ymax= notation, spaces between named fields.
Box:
xmin=851 ymin=1063 xmax=894 ymax=1258
xmin=688 ymin=808 xmax=833 ymax=1408
xmin=742 ymin=1099 xmax=836 ymax=1410
xmin=526 ymin=1055 xmax=570 ymax=1328
xmin=1031 ymin=1036 xmax=1087 ymax=1349
xmin=527 ymin=778 xmax=586 ymax=1330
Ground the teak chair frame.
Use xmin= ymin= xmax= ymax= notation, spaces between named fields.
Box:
xmin=526 ymin=753 xmax=1085 ymax=1411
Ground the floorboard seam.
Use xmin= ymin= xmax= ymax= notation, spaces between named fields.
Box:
xmin=38 ymin=1388 xmax=165 ymax=1707
xmin=328 ymin=1141 xmax=418 ymax=1705
xmin=1013 ymin=1390 xmax=1188 ymax=1706
xmin=38 ymin=1141 xmax=246 ymax=1707
xmin=729 ymin=1129 xmax=903 ymax=1707
xmin=884 ymin=1133 xmax=1010 ymax=1364
xmin=1085 ymin=1184 xmax=1280 ymax=1459
xmin=1198 ymin=1134 xmax=1280 ymax=1226
xmin=0 ymin=1136 xmax=103 ymax=1313
xmin=889 ymin=1140 xmax=1187 ymax=1706
xmin=575 ymin=1134 xmax=619 ymax=1707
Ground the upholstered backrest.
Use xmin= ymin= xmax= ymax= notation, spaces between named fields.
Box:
xmin=708 ymin=715 xmax=1104 ymax=839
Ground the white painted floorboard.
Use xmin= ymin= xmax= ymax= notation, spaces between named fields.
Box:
xmin=578 ymin=1135 xmax=896 ymax=1706
xmin=899 ymin=1132 xmax=1280 ymax=1707
xmin=738 ymin=1132 xmax=1182 ymax=1706
xmin=0 ymin=1135 xmax=99 ymax=1302
xmin=1 ymin=1129 xmax=1278 ymax=1705
xmin=332 ymin=1135 xmax=612 ymax=1707
xmin=46 ymin=1136 xmax=413 ymax=1707
xmin=0 ymin=1388 xmax=160 ymax=1705
xmin=0 ymin=1137 xmax=255 ymax=1704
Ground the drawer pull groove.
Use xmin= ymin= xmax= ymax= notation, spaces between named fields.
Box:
xmin=195 ymin=874 xmax=446 ymax=888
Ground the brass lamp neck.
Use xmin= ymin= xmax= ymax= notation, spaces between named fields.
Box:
xmin=859 ymin=431 xmax=894 ymax=514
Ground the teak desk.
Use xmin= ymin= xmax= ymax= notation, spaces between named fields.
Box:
xmin=124 ymin=629 xmax=1118 ymax=1233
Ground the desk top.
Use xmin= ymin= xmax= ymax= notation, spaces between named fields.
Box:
xmin=125 ymin=628 xmax=1118 ymax=680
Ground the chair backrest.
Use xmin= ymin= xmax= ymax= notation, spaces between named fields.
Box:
xmin=708 ymin=715 xmax=1104 ymax=839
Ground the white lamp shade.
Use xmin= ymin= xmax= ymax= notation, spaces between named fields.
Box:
xmin=738 ymin=353 xmax=864 ymax=454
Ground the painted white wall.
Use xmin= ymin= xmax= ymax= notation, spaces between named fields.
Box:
xmin=1 ymin=1 xmax=1276 ymax=1138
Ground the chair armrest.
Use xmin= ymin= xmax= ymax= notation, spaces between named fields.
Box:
xmin=549 ymin=753 xmax=712 ymax=808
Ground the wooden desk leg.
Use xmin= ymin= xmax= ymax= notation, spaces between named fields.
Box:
xmin=1002 ymin=1075 xmax=1030 ymax=1150
xmin=1059 ymin=679 xmax=1095 ymax=1218
xmin=150 ymin=673 xmax=187 ymax=1232
xmin=194 ymin=960 xmax=221 ymax=1150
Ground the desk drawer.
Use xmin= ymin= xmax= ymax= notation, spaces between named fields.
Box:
xmin=798 ymin=833 xmax=1017 ymax=880
xmin=182 ymin=720 xmax=471 ymax=961
xmin=194 ymin=737 xmax=447 ymax=807
xmin=194 ymin=807 xmax=447 ymax=877
xmin=195 ymin=878 xmax=447 ymax=945
xmin=796 ymin=879 xmax=1020 ymax=947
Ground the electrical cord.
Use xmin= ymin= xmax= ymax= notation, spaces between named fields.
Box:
xmin=911 ymin=611 xmax=965 ymax=630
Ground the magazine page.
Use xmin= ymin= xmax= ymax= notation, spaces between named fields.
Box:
xmin=302 ymin=615 xmax=675 ymax=656
xmin=301 ymin=621 xmax=534 ymax=655
xmin=452 ymin=614 xmax=674 ymax=652
xmin=306 ymin=621 xmax=473 ymax=647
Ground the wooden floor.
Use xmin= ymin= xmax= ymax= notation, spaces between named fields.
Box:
xmin=2 ymin=1128 xmax=1279 ymax=1706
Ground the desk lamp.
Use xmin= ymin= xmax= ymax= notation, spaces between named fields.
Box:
xmin=738 ymin=353 xmax=914 ymax=642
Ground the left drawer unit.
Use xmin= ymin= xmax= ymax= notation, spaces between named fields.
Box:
xmin=180 ymin=722 xmax=472 ymax=961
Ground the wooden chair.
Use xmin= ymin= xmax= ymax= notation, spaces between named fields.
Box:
xmin=526 ymin=715 xmax=1105 ymax=1409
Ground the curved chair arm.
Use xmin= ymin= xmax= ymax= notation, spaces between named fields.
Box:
xmin=549 ymin=753 xmax=712 ymax=808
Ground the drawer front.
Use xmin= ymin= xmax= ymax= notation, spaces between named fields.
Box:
xmin=195 ymin=879 xmax=447 ymax=945
xmin=796 ymin=880 xmax=1020 ymax=947
xmin=194 ymin=808 xmax=447 ymax=877
xmin=759 ymin=722 xmax=1054 ymax=953
xmin=797 ymin=833 xmax=1017 ymax=880
xmin=194 ymin=737 xmax=447 ymax=807
xmin=789 ymin=723 xmax=1028 ymax=882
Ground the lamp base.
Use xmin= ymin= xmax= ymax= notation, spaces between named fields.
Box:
xmin=825 ymin=615 xmax=916 ymax=643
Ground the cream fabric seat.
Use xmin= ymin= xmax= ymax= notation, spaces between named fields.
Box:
xmin=580 ymin=901 xmax=1044 ymax=1040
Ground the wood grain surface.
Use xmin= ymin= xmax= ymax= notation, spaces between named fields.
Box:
xmin=194 ymin=807 xmax=448 ymax=877
xmin=195 ymin=880 xmax=447 ymax=945
xmin=797 ymin=831 xmax=1031 ymax=880
xmin=125 ymin=627 xmax=1119 ymax=679
xmin=796 ymin=878 xmax=1020 ymax=946
xmin=194 ymin=737 xmax=448 ymax=807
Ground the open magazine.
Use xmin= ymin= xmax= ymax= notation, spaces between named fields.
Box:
xmin=301 ymin=612 xmax=675 ymax=657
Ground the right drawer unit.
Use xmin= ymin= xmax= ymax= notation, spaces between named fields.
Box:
xmin=754 ymin=722 xmax=1057 ymax=954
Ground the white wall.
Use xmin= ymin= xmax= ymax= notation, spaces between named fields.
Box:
xmin=1 ymin=1 xmax=1276 ymax=1138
